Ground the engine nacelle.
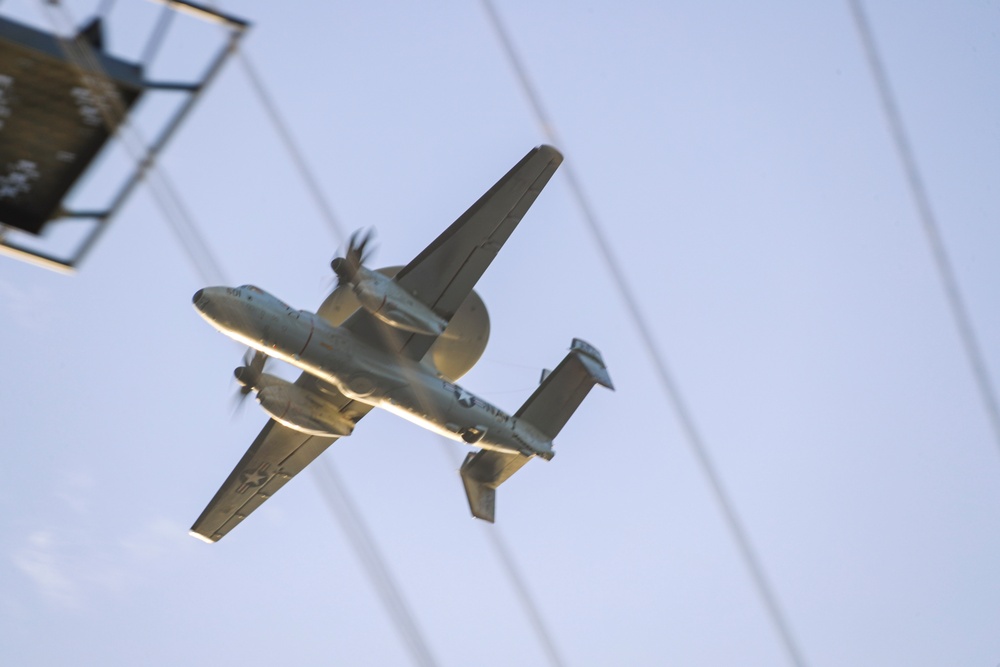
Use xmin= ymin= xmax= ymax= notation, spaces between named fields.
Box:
xmin=256 ymin=383 xmax=355 ymax=437
xmin=352 ymin=266 xmax=448 ymax=336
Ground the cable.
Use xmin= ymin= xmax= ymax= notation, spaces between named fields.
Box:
xmin=194 ymin=1 xmax=347 ymax=243
xmin=313 ymin=458 xmax=440 ymax=667
xmin=139 ymin=2 xmax=175 ymax=67
xmin=436 ymin=441 xmax=569 ymax=667
xmin=232 ymin=51 xmax=348 ymax=242
xmin=482 ymin=525 xmax=566 ymax=667
xmin=479 ymin=2 xmax=810 ymax=666
xmin=438 ymin=443 xmax=568 ymax=667
xmin=847 ymin=0 xmax=1000 ymax=455
xmin=41 ymin=6 xmax=439 ymax=664
xmin=196 ymin=0 xmax=350 ymax=241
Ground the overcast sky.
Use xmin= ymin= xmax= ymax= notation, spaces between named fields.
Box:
xmin=2 ymin=1 xmax=999 ymax=666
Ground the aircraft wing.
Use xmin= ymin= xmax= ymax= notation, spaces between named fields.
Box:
xmin=190 ymin=376 xmax=372 ymax=543
xmin=344 ymin=144 xmax=563 ymax=362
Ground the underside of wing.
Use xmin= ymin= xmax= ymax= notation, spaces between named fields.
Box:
xmin=342 ymin=145 xmax=562 ymax=364
xmin=190 ymin=421 xmax=335 ymax=543
xmin=395 ymin=144 xmax=563 ymax=320
xmin=191 ymin=377 xmax=372 ymax=543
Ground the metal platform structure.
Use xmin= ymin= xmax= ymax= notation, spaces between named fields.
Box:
xmin=0 ymin=0 xmax=248 ymax=272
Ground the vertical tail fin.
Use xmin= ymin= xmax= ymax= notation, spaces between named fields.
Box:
xmin=514 ymin=338 xmax=613 ymax=440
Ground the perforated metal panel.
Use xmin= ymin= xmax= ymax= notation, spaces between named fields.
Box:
xmin=0 ymin=17 xmax=143 ymax=234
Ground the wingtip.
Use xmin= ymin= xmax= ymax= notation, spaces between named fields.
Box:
xmin=189 ymin=529 xmax=217 ymax=544
xmin=536 ymin=144 xmax=563 ymax=162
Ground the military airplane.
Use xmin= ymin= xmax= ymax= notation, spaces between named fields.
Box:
xmin=189 ymin=145 xmax=613 ymax=543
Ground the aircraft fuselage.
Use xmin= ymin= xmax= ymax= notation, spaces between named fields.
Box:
xmin=193 ymin=285 xmax=554 ymax=459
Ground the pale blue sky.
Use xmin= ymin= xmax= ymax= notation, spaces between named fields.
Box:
xmin=1 ymin=1 xmax=999 ymax=665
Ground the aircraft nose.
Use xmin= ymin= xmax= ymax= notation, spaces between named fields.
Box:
xmin=192 ymin=289 xmax=204 ymax=305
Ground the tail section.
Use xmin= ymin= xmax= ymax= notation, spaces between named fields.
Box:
xmin=514 ymin=338 xmax=613 ymax=440
xmin=458 ymin=339 xmax=612 ymax=522
xmin=459 ymin=449 xmax=530 ymax=522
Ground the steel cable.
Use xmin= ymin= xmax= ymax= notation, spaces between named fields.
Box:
xmin=479 ymin=1 xmax=809 ymax=665
xmin=848 ymin=0 xmax=1000 ymax=456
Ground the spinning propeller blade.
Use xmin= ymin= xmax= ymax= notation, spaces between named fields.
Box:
xmin=232 ymin=348 xmax=268 ymax=412
xmin=330 ymin=228 xmax=375 ymax=289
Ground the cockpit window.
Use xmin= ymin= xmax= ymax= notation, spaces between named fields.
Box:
xmin=243 ymin=285 xmax=264 ymax=294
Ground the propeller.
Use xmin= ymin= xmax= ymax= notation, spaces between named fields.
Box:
xmin=331 ymin=228 xmax=375 ymax=288
xmin=232 ymin=348 xmax=268 ymax=412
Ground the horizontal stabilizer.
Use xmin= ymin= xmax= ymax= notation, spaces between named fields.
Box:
xmin=459 ymin=449 xmax=532 ymax=522
xmin=515 ymin=338 xmax=613 ymax=441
